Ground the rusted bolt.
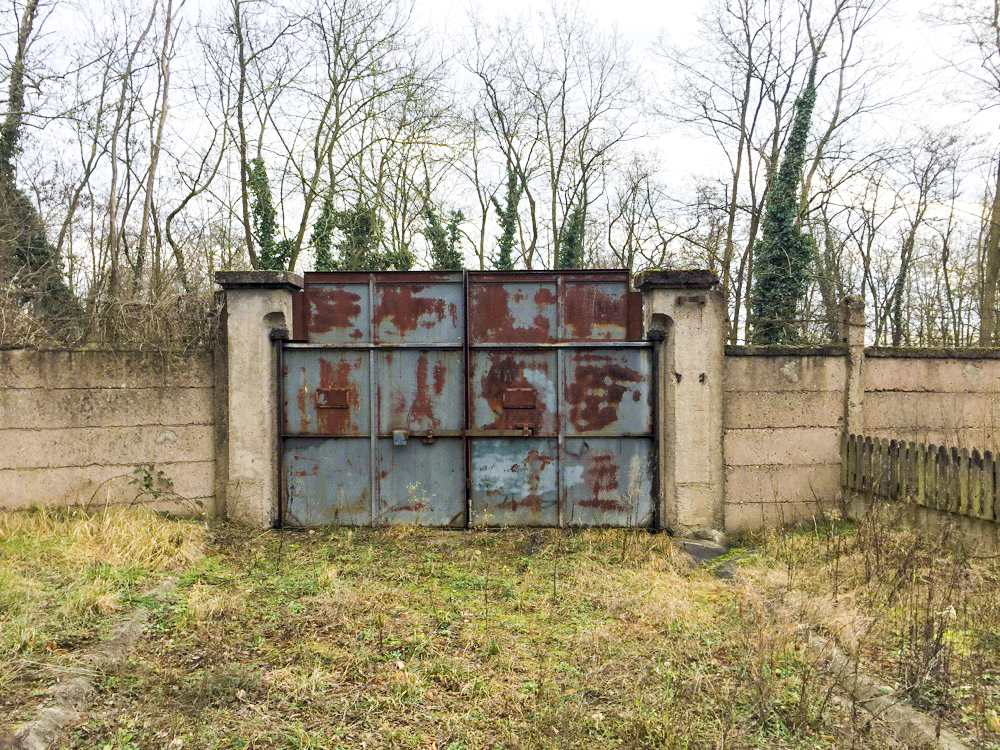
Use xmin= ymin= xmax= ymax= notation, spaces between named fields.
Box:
xmin=521 ymin=426 xmax=534 ymax=437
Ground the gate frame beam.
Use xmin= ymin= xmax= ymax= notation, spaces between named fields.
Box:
xmin=637 ymin=270 xmax=726 ymax=534
xmin=216 ymin=270 xmax=303 ymax=527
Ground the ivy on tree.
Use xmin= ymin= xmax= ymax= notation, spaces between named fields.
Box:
xmin=749 ymin=63 xmax=819 ymax=345
xmin=310 ymin=193 xmax=337 ymax=272
xmin=490 ymin=166 xmax=522 ymax=270
xmin=556 ymin=204 xmax=585 ymax=269
xmin=0 ymin=0 xmax=79 ymax=336
xmin=424 ymin=199 xmax=464 ymax=270
xmin=248 ymin=157 xmax=291 ymax=270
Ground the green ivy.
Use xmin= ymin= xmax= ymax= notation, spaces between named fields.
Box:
xmin=424 ymin=200 xmax=464 ymax=271
xmin=749 ymin=63 xmax=818 ymax=345
xmin=556 ymin=204 xmax=585 ymax=269
xmin=248 ymin=157 xmax=289 ymax=271
xmin=490 ymin=166 xmax=522 ymax=270
xmin=310 ymin=192 xmax=337 ymax=272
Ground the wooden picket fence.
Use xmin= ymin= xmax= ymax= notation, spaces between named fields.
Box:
xmin=841 ymin=434 xmax=999 ymax=523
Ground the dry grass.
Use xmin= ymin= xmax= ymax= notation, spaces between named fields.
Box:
xmin=735 ymin=510 xmax=1000 ymax=749
xmin=1 ymin=511 xmax=911 ymax=749
xmin=0 ymin=506 xmax=206 ymax=725
xmin=47 ymin=525 xmax=897 ymax=749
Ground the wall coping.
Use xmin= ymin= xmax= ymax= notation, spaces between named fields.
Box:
xmin=725 ymin=345 xmax=847 ymax=357
xmin=865 ymin=346 xmax=1000 ymax=360
xmin=635 ymin=269 xmax=719 ymax=290
xmin=0 ymin=346 xmax=211 ymax=354
xmin=215 ymin=270 xmax=303 ymax=291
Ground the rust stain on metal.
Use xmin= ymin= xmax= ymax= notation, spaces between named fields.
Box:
xmin=469 ymin=284 xmax=554 ymax=343
xmin=385 ymin=499 xmax=430 ymax=514
xmin=578 ymin=452 xmax=625 ymax=511
xmin=480 ymin=354 xmax=547 ymax=429
xmin=562 ymin=285 xmax=625 ymax=340
xmin=498 ymin=448 xmax=553 ymax=512
xmin=316 ymin=357 xmax=361 ymax=433
xmin=297 ymin=367 xmax=311 ymax=431
xmin=564 ymin=353 xmax=642 ymax=432
xmin=408 ymin=354 xmax=444 ymax=426
xmin=374 ymin=284 xmax=450 ymax=335
xmin=309 ymin=287 xmax=364 ymax=340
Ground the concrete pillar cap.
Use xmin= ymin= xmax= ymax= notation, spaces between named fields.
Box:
xmin=635 ymin=269 xmax=719 ymax=290
xmin=215 ymin=270 xmax=303 ymax=291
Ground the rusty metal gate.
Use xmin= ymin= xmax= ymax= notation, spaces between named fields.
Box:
xmin=280 ymin=270 xmax=656 ymax=527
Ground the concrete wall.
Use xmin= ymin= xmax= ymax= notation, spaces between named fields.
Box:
xmin=863 ymin=350 xmax=1000 ymax=450
xmin=0 ymin=349 xmax=216 ymax=511
xmin=723 ymin=349 xmax=846 ymax=532
xmin=3 ymin=277 xmax=999 ymax=537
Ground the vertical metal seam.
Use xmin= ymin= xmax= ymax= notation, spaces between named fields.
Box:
xmin=555 ymin=274 xmax=564 ymax=528
xmin=649 ymin=337 xmax=661 ymax=531
xmin=368 ymin=274 xmax=377 ymax=526
xmin=276 ymin=335 xmax=286 ymax=529
xmin=462 ymin=270 xmax=472 ymax=529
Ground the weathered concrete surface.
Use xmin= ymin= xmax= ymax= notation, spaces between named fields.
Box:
xmin=842 ymin=298 xmax=865 ymax=436
xmin=724 ymin=391 xmax=843 ymax=429
xmin=724 ymin=352 xmax=847 ymax=392
xmin=723 ymin=351 xmax=847 ymax=533
xmin=639 ymin=271 xmax=725 ymax=533
xmin=9 ymin=583 xmax=174 ymax=750
xmin=863 ymin=358 xmax=1000 ymax=449
xmin=0 ymin=350 xmax=215 ymax=511
xmin=724 ymin=464 xmax=841 ymax=506
xmin=216 ymin=271 xmax=302 ymax=527
xmin=846 ymin=492 xmax=1000 ymax=555
xmin=807 ymin=635 xmax=968 ymax=750
xmin=725 ymin=427 xmax=842 ymax=466
xmin=865 ymin=357 xmax=1000 ymax=393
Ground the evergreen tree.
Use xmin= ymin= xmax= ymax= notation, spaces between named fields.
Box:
xmin=556 ymin=204 xmax=585 ymax=269
xmin=490 ymin=166 xmax=522 ymax=270
xmin=749 ymin=63 xmax=819 ymax=344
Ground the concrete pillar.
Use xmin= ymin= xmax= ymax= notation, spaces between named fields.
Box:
xmin=840 ymin=296 xmax=865 ymax=437
xmin=215 ymin=271 xmax=303 ymax=527
xmin=636 ymin=270 xmax=725 ymax=533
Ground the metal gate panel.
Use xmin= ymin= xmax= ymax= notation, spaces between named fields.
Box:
xmin=374 ymin=347 xmax=465 ymax=527
xmin=304 ymin=281 xmax=371 ymax=344
xmin=561 ymin=438 xmax=654 ymax=527
xmin=559 ymin=280 xmax=629 ymax=340
xmin=377 ymin=349 xmax=464 ymax=434
xmin=375 ymin=438 xmax=465 ymax=526
xmin=562 ymin=348 xmax=653 ymax=436
xmin=470 ymin=438 xmax=558 ymax=526
xmin=469 ymin=351 xmax=558 ymax=434
xmin=468 ymin=281 xmax=557 ymax=343
xmin=373 ymin=280 xmax=464 ymax=344
xmin=283 ymin=349 xmax=369 ymax=435
xmin=283 ymin=437 xmax=371 ymax=525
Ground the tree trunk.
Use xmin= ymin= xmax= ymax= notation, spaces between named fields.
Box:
xmin=979 ymin=153 xmax=1000 ymax=345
